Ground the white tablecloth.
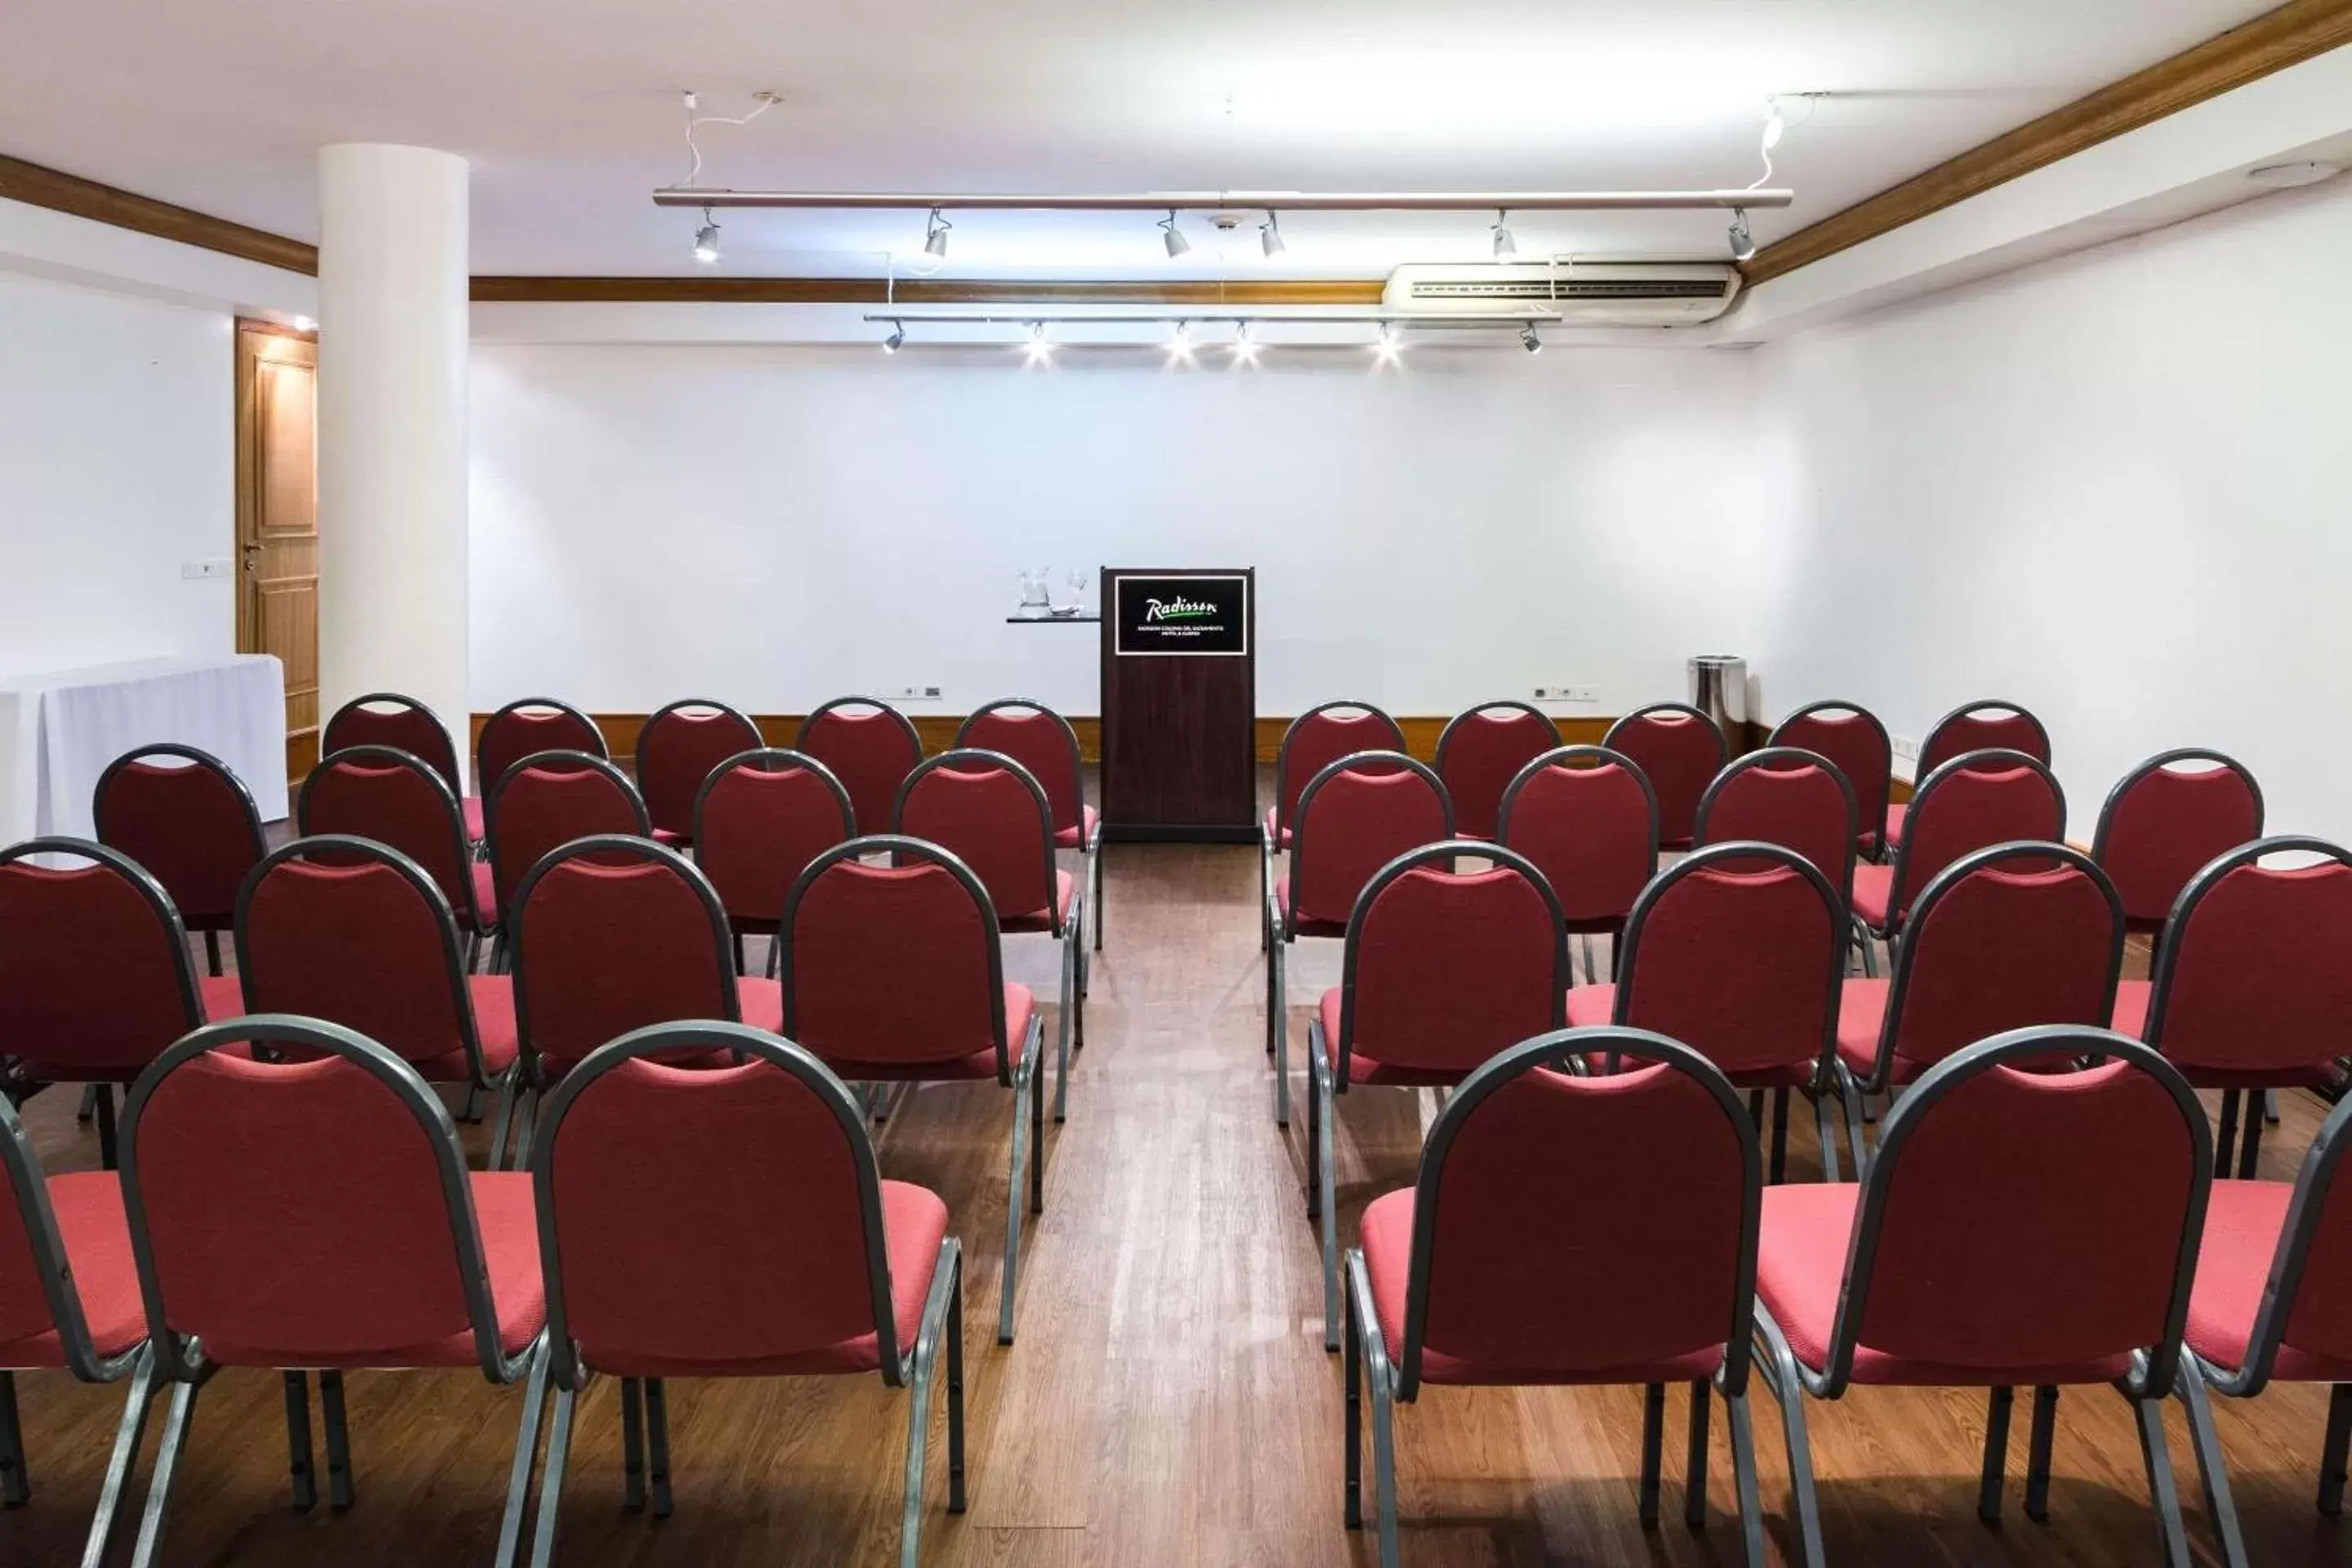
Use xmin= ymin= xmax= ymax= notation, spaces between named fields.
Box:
xmin=0 ymin=653 xmax=289 ymax=844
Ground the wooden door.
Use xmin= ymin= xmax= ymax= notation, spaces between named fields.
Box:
xmin=235 ymin=322 xmax=319 ymax=781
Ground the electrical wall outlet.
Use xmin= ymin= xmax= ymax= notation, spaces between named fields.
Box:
xmin=1533 ymin=684 xmax=1600 ymax=704
xmin=180 ymin=559 xmax=232 ymax=580
xmin=893 ymin=684 xmax=943 ymax=702
xmin=1890 ymin=734 xmax=1920 ymax=770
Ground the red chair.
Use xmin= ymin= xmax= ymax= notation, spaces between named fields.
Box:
xmin=634 ymin=697 xmax=761 ymax=848
xmin=1432 ymin=701 xmax=1561 ymax=840
xmin=321 ymin=691 xmax=474 ymax=836
xmin=960 ymin=698 xmax=1104 ymax=954
xmin=0 ymin=1094 xmax=152 ymax=1560
xmin=780 ymin=836 xmax=1045 ymax=1344
xmin=115 ymin=1016 xmax=547 ymax=1565
xmin=1693 ymin=746 xmax=1859 ymax=903
xmin=523 ymin=1021 xmax=964 ymax=1567
xmin=507 ymin=836 xmax=778 ymax=1129
xmin=795 ymin=697 xmax=924 ymax=837
xmin=476 ymin=697 xmax=607 ymax=805
xmin=2174 ymin=1090 xmax=2352 ymax=1568
xmin=1270 ymin=753 xmax=1453 ymax=1127
xmin=0 ymin=840 xmax=236 ymax=1166
xmin=1603 ymin=703 xmax=1727 ymax=849
xmin=234 ymin=835 xmax=523 ymax=1166
xmin=1262 ymin=702 xmax=1408 ymax=952
xmin=1345 ymin=1027 xmax=1767 ymax=1567
xmin=1750 ymin=1027 xmax=2209 ymax=1567
xmin=1883 ymin=698 xmax=2050 ymax=852
xmin=1307 ymin=841 xmax=1567 ymax=1347
xmin=1570 ymin=843 xmax=1846 ymax=1182
xmin=91 ymin=743 xmax=265 ymax=977
xmin=483 ymin=751 xmax=650 ymax=967
xmin=301 ymin=744 xmax=495 ymax=964
xmin=1770 ymin=700 xmax=1893 ymax=859
xmin=1496 ymin=746 xmax=1660 ymax=981
xmin=2115 ymin=837 xmax=2352 ymax=1181
xmin=691 ymin=747 xmax=855 ymax=969
xmin=1849 ymin=748 xmax=2065 ymax=954
xmin=895 ymin=749 xmax=1083 ymax=1121
xmin=1833 ymin=843 xmax=2124 ymax=1174
xmin=2091 ymin=749 xmax=2264 ymax=933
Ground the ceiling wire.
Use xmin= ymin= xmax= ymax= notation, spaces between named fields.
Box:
xmin=682 ymin=90 xmax=782 ymax=187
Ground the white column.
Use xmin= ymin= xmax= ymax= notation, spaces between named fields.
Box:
xmin=315 ymin=143 xmax=472 ymax=783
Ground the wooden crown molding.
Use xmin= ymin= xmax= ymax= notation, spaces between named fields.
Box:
xmin=1746 ymin=0 xmax=2352 ymax=286
xmin=0 ymin=153 xmax=317 ymax=275
xmin=468 ymin=276 xmax=1388 ymax=305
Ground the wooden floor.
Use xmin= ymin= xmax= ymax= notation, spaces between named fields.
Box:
xmin=7 ymin=835 xmax=2348 ymax=1566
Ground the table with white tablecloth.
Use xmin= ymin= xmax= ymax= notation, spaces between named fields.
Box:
xmin=0 ymin=653 xmax=289 ymax=843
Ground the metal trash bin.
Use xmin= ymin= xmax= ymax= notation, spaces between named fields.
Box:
xmin=1688 ymin=655 xmax=1748 ymax=749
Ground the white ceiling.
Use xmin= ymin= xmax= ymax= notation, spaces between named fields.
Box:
xmin=0 ymin=0 xmax=2283 ymax=278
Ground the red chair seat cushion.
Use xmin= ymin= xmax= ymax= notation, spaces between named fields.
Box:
xmin=2185 ymin=1179 xmax=2352 ymax=1383
xmin=651 ymin=827 xmax=690 ymax=849
xmin=1272 ymin=878 xmax=1346 ymax=939
xmin=0 ymin=1171 xmax=146 ymax=1368
xmin=462 ymin=795 xmax=486 ymax=841
xmin=1833 ymin=978 xmax=1927 ymax=1086
xmin=399 ymin=976 xmax=523 ymax=1081
xmin=1358 ymin=1189 xmax=1723 ymax=1386
xmin=198 ymin=1171 xmax=546 ymax=1369
xmin=1884 ymin=802 xmax=1909 ymax=849
xmin=999 ymin=871 xmax=1077 ymax=934
xmin=817 ymin=985 xmax=1035 ymax=1081
xmin=588 ymin=1181 xmax=951 ymax=1379
xmin=2111 ymin=979 xmax=2150 ymax=1039
xmin=1055 ymin=805 xmax=1099 ymax=851
xmin=201 ymin=973 xmax=243 ymax=1021
xmin=737 ymin=976 xmax=784 ymax=1033
xmin=1757 ymin=1184 xmax=2133 ymax=1386
xmin=467 ymin=860 xmax=501 ymax=931
xmin=1564 ymin=985 xmax=1615 ymax=1027
xmin=1850 ymin=863 xmax=1895 ymax=931
xmin=1263 ymin=806 xmax=1291 ymax=850
xmin=1316 ymin=991 xmax=1472 ymax=1087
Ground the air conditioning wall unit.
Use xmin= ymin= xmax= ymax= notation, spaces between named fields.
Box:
xmin=1383 ymin=261 xmax=1741 ymax=326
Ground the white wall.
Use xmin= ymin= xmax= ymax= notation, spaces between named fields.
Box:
xmin=1749 ymin=176 xmax=2352 ymax=840
xmin=469 ymin=343 xmax=1762 ymax=718
xmin=0 ymin=269 xmax=235 ymax=676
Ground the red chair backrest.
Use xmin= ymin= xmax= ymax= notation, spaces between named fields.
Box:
xmin=796 ymin=699 xmax=924 ymax=836
xmin=1286 ymin=755 xmax=1453 ymax=928
xmin=1887 ymin=750 xmax=2066 ymax=924
xmin=1875 ymin=845 xmax=2123 ymax=1083
xmin=1918 ymin=700 xmax=2050 ymax=776
xmin=1602 ymin=705 xmax=1726 ymax=847
xmin=2145 ymin=839 xmax=2352 ymax=1077
xmin=782 ymin=840 xmax=1009 ymax=1075
xmin=0 ymin=840 xmax=201 ymax=1079
xmin=509 ymin=840 xmax=739 ymax=1080
xmin=477 ymin=700 xmax=606 ymax=798
xmin=2091 ymin=751 xmax=2264 ymax=928
xmin=1495 ymin=747 xmax=1658 ymax=929
xmin=1769 ymin=702 xmax=1891 ymax=849
xmin=692 ymin=751 xmax=855 ymax=929
xmin=960 ymin=702 xmax=1085 ymax=840
xmin=91 ymin=745 xmax=264 ymax=924
xmin=1336 ymin=844 xmax=1566 ymax=1078
xmin=300 ymin=746 xmax=479 ymax=925
xmin=1840 ymin=1031 xmax=2203 ymax=1380
xmin=536 ymin=1027 xmax=904 ymax=1379
xmin=1612 ymin=846 xmax=1843 ymax=1080
xmin=121 ymin=1019 xmax=506 ymax=1370
xmin=1433 ymin=703 xmax=1561 ymax=840
xmin=635 ymin=700 xmax=761 ymax=839
xmin=236 ymin=840 xmax=477 ymax=1073
xmin=1397 ymin=1029 xmax=1757 ymax=1398
xmin=1693 ymin=748 xmax=1857 ymax=898
xmin=322 ymin=693 xmax=463 ymax=798
xmin=484 ymin=754 xmax=649 ymax=920
xmin=894 ymin=751 xmax=1059 ymax=924
xmin=1272 ymin=702 xmax=1406 ymax=840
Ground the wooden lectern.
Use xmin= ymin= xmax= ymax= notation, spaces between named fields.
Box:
xmin=1098 ymin=568 xmax=1256 ymax=842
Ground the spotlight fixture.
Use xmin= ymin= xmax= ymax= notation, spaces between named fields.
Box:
xmin=292 ymin=314 xmax=317 ymax=333
xmin=1520 ymin=323 xmax=1543 ymax=354
xmin=1165 ymin=322 xmax=1195 ymax=363
xmin=924 ymin=207 xmax=952 ymax=258
xmin=1371 ymin=321 xmax=1403 ymax=365
xmin=1260 ymin=211 xmax=1285 ymax=258
xmin=1728 ymin=207 xmax=1757 ymax=263
xmin=1023 ymin=321 xmax=1054 ymax=363
xmin=1229 ymin=321 xmax=1260 ymax=365
xmin=692 ymin=207 xmax=722 ymax=265
xmin=1491 ymin=207 xmax=1517 ymax=258
xmin=1160 ymin=207 xmax=1191 ymax=258
xmin=882 ymin=320 xmax=906 ymax=354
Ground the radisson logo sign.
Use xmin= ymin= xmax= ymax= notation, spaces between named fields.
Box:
xmin=1143 ymin=596 xmax=1218 ymax=623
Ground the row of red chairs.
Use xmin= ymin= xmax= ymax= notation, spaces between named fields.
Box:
xmin=1338 ymin=1021 xmax=2352 ymax=1568
xmin=0 ymin=1017 xmax=964 ymax=1568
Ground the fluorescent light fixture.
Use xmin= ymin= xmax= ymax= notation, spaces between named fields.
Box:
xmin=1160 ymin=208 xmax=1191 ymax=258
xmin=882 ymin=320 xmax=906 ymax=354
xmin=1260 ymin=212 xmax=1285 ymax=257
xmin=1491 ymin=208 xmax=1516 ymax=258
xmin=1728 ymin=207 xmax=1756 ymax=263
xmin=924 ymin=207 xmax=951 ymax=258
xmin=1520 ymin=323 xmax=1543 ymax=354
xmin=692 ymin=207 xmax=722 ymax=265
